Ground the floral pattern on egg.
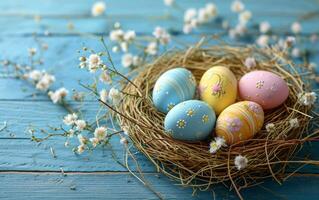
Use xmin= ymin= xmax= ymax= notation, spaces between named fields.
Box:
xmin=199 ymin=66 xmax=237 ymax=115
xmin=164 ymin=100 xmax=216 ymax=141
xmin=215 ymin=101 xmax=264 ymax=145
xmin=239 ymin=70 xmax=289 ymax=109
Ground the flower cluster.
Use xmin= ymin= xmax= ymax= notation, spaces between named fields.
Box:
xmin=209 ymin=137 xmax=227 ymax=154
xmin=234 ymin=155 xmax=248 ymax=170
xmin=183 ymin=3 xmax=218 ymax=34
xmin=26 ymin=70 xmax=56 ymax=91
xmin=298 ymin=92 xmax=317 ymax=106
xmin=48 ymin=87 xmax=68 ymax=103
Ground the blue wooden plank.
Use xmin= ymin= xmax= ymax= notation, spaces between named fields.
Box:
xmin=1 ymin=173 xmax=319 ymax=199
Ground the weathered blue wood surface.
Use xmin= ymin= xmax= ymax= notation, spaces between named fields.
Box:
xmin=0 ymin=0 xmax=318 ymax=199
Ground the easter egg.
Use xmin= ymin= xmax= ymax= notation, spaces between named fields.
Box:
xmin=238 ymin=70 xmax=289 ymax=109
xmin=152 ymin=68 xmax=196 ymax=113
xmin=199 ymin=66 xmax=237 ymax=115
xmin=215 ymin=101 xmax=264 ymax=145
xmin=164 ymin=100 xmax=216 ymax=141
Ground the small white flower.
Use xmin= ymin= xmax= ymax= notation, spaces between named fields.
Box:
xmin=244 ymin=57 xmax=256 ymax=69
xmin=133 ymin=56 xmax=142 ymax=66
xmin=291 ymin=48 xmax=301 ymax=58
xmin=256 ymin=35 xmax=269 ymax=47
xmin=121 ymin=53 xmax=134 ymax=68
xmin=184 ymin=8 xmax=197 ymax=23
xmin=112 ymin=46 xmax=119 ymax=53
xmin=259 ymin=21 xmax=271 ymax=33
xmin=120 ymin=42 xmax=128 ymax=52
xmin=164 ymin=0 xmax=174 ymax=6
xmin=109 ymin=87 xmax=122 ymax=105
xmin=266 ymin=123 xmax=276 ymax=133
xmin=289 ymin=118 xmax=299 ymax=129
xmin=75 ymin=120 xmax=86 ymax=131
xmin=100 ymin=89 xmax=108 ymax=103
xmin=285 ymin=36 xmax=296 ymax=47
xmin=183 ymin=24 xmax=193 ymax=34
xmin=291 ymin=22 xmax=302 ymax=34
xmin=124 ymin=30 xmax=136 ymax=41
xmin=36 ymin=73 xmax=55 ymax=91
xmin=234 ymin=155 xmax=248 ymax=170
xmin=48 ymin=87 xmax=69 ymax=104
xmin=109 ymin=29 xmax=124 ymax=41
xmin=63 ymin=113 xmax=78 ymax=126
xmin=91 ymin=1 xmax=106 ymax=16
xmin=28 ymin=70 xmax=42 ymax=81
xmin=94 ymin=127 xmax=107 ymax=141
xmin=120 ymin=137 xmax=128 ymax=145
xmin=231 ymin=0 xmax=244 ymax=13
xmin=205 ymin=3 xmax=217 ymax=17
xmin=198 ymin=8 xmax=210 ymax=24
xmin=77 ymin=144 xmax=86 ymax=154
xmin=28 ymin=48 xmax=37 ymax=56
xmin=298 ymin=92 xmax=317 ymax=106
xmin=90 ymin=137 xmax=99 ymax=147
xmin=68 ymin=129 xmax=75 ymax=137
xmin=153 ymin=26 xmax=171 ymax=45
xmin=239 ymin=10 xmax=252 ymax=25
xmin=78 ymin=134 xmax=88 ymax=145
xmin=209 ymin=137 xmax=226 ymax=154
xmin=145 ymin=42 xmax=158 ymax=55
xmin=234 ymin=23 xmax=246 ymax=36
xmin=88 ymin=54 xmax=102 ymax=72
xmin=100 ymin=71 xmax=112 ymax=84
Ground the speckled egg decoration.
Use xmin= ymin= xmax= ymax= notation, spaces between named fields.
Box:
xmin=152 ymin=68 xmax=196 ymax=113
xmin=239 ymin=70 xmax=289 ymax=109
xmin=199 ymin=66 xmax=237 ymax=115
xmin=215 ymin=101 xmax=264 ymax=145
xmin=164 ymin=100 xmax=216 ymax=141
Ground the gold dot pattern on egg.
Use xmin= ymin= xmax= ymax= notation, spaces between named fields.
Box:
xmin=186 ymin=109 xmax=195 ymax=117
xmin=202 ymin=115 xmax=209 ymax=123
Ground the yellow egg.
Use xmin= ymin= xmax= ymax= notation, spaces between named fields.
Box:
xmin=215 ymin=101 xmax=264 ymax=145
xmin=199 ymin=66 xmax=237 ymax=115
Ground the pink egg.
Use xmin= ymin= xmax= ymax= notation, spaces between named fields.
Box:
xmin=238 ymin=71 xmax=289 ymax=109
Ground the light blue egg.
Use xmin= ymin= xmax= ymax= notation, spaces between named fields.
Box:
xmin=164 ymin=100 xmax=216 ymax=141
xmin=152 ymin=68 xmax=196 ymax=113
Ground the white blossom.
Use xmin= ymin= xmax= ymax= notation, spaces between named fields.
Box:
xmin=133 ymin=56 xmax=142 ymax=66
xmin=291 ymin=47 xmax=301 ymax=58
xmin=298 ymin=92 xmax=317 ymax=106
xmin=146 ymin=42 xmax=158 ymax=55
xmin=28 ymin=70 xmax=42 ymax=81
xmin=291 ymin=22 xmax=302 ymax=34
xmin=63 ymin=113 xmax=78 ymax=126
xmin=36 ymin=73 xmax=55 ymax=91
xmin=88 ymin=54 xmax=102 ymax=72
xmin=239 ymin=10 xmax=252 ymax=25
xmin=289 ymin=118 xmax=299 ymax=129
xmin=152 ymin=26 xmax=171 ymax=45
xmin=209 ymin=137 xmax=226 ymax=154
xmin=28 ymin=48 xmax=37 ymax=56
xmin=259 ymin=21 xmax=271 ymax=33
xmin=120 ymin=137 xmax=128 ymax=145
xmin=184 ymin=8 xmax=197 ymax=23
xmin=183 ymin=23 xmax=193 ymax=34
xmin=100 ymin=89 xmax=108 ymax=103
xmin=91 ymin=1 xmax=106 ymax=16
xmin=112 ymin=46 xmax=119 ymax=53
xmin=205 ymin=3 xmax=218 ymax=17
xmin=120 ymin=42 xmax=128 ymax=52
xmin=198 ymin=8 xmax=210 ymax=24
xmin=78 ymin=134 xmax=88 ymax=145
xmin=121 ymin=53 xmax=134 ymax=67
xmin=231 ymin=0 xmax=244 ymax=13
xmin=109 ymin=87 xmax=122 ymax=105
xmin=266 ymin=123 xmax=276 ymax=133
xmin=77 ymin=144 xmax=86 ymax=154
xmin=234 ymin=155 xmax=248 ymax=170
xmin=124 ymin=30 xmax=136 ymax=41
xmin=256 ymin=35 xmax=269 ymax=47
xmin=100 ymin=71 xmax=112 ymax=84
xmin=244 ymin=57 xmax=256 ymax=69
xmin=75 ymin=120 xmax=86 ymax=131
xmin=94 ymin=127 xmax=107 ymax=141
xmin=48 ymin=87 xmax=69 ymax=104
xmin=90 ymin=137 xmax=99 ymax=147
xmin=164 ymin=0 xmax=174 ymax=7
xmin=109 ymin=29 xmax=124 ymax=41
xmin=285 ymin=36 xmax=296 ymax=47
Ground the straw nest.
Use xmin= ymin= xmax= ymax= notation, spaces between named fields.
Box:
xmin=117 ymin=44 xmax=317 ymax=198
